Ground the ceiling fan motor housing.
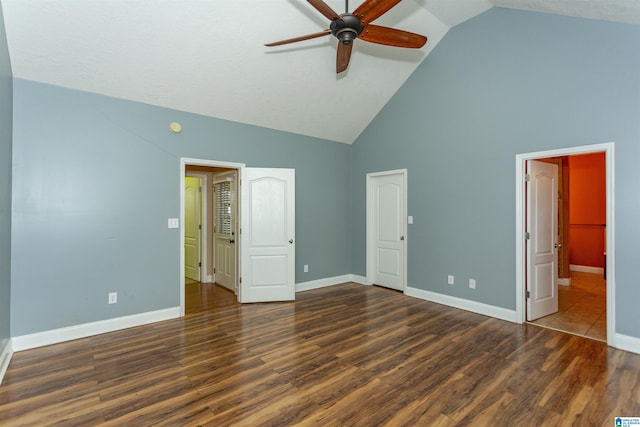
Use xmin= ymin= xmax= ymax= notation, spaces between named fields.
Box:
xmin=330 ymin=13 xmax=363 ymax=45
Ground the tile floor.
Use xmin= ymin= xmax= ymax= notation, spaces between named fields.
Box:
xmin=530 ymin=271 xmax=606 ymax=341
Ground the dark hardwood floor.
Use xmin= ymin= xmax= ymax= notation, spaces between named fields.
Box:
xmin=1 ymin=282 xmax=639 ymax=426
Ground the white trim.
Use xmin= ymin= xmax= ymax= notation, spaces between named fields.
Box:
xmin=296 ymin=275 xmax=354 ymax=292
xmin=557 ymin=278 xmax=571 ymax=287
xmin=405 ymin=286 xmax=517 ymax=323
xmin=569 ymin=264 xmax=604 ymax=274
xmin=180 ymin=158 xmax=245 ymax=316
xmin=11 ymin=307 xmax=180 ymax=352
xmin=349 ymin=274 xmax=367 ymax=285
xmin=294 ymin=274 xmax=379 ymax=292
xmin=515 ymin=142 xmax=615 ymax=348
xmin=0 ymin=339 xmax=13 ymax=385
xmin=613 ymin=333 xmax=640 ymax=355
xmin=366 ymin=169 xmax=408 ymax=291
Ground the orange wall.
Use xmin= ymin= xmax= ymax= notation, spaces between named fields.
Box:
xmin=568 ymin=153 xmax=606 ymax=268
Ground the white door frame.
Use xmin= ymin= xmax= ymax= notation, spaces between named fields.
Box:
xmin=366 ymin=169 xmax=408 ymax=292
xmin=180 ymin=158 xmax=245 ymax=316
xmin=515 ymin=142 xmax=615 ymax=346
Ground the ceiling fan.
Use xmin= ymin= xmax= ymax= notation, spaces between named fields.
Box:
xmin=265 ymin=0 xmax=428 ymax=73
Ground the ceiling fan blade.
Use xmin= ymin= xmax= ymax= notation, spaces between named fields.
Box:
xmin=336 ymin=43 xmax=353 ymax=73
xmin=307 ymin=0 xmax=344 ymax=22
xmin=353 ymin=0 xmax=402 ymax=24
xmin=265 ymin=29 xmax=332 ymax=47
xmin=358 ymin=24 xmax=427 ymax=48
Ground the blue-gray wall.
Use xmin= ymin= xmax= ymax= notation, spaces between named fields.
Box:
xmin=8 ymin=7 xmax=640 ymax=343
xmin=11 ymin=80 xmax=351 ymax=336
xmin=351 ymin=8 xmax=640 ymax=338
xmin=0 ymin=4 xmax=13 ymax=354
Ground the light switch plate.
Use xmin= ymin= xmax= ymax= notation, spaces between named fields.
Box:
xmin=168 ymin=218 xmax=179 ymax=228
xmin=408 ymin=216 xmax=413 ymax=224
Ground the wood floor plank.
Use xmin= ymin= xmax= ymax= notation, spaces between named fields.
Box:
xmin=1 ymin=282 xmax=640 ymax=426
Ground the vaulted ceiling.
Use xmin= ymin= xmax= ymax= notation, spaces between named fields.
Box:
xmin=3 ymin=0 xmax=639 ymax=143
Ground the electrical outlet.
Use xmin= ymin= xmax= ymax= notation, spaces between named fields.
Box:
xmin=469 ymin=279 xmax=476 ymax=289
xmin=304 ymin=264 xmax=309 ymax=273
xmin=448 ymin=275 xmax=454 ymax=285
xmin=108 ymin=292 xmax=117 ymax=304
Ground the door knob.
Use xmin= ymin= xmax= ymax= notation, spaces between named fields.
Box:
xmin=229 ymin=239 xmax=235 ymax=244
xmin=554 ymin=243 xmax=562 ymax=248
xmin=289 ymin=239 xmax=294 ymax=244
xmin=400 ymin=236 xmax=405 ymax=241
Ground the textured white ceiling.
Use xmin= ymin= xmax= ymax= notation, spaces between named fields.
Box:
xmin=2 ymin=0 xmax=639 ymax=144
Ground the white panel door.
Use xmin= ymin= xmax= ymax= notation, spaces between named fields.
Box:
xmin=184 ymin=176 xmax=201 ymax=282
xmin=527 ymin=160 xmax=559 ymax=321
xmin=240 ymin=168 xmax=295 ymax=303
xmin=372 ymin=173 xmax=405 ymax=291
xmin=214 ymin=173 xmax=237 ymax=292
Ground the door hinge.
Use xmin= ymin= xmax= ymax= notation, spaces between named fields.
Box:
xmin=198 ymin=224 xmax=202 ymax=230
xmin=525 ymin=232 xmax=530 ymax=240
xmin=198 ymin=262 xmax=202 ymax=267
xmin=526 ymin=290 xmax=530 ymax=298
xmin=199 ymin=186 xmax=202 ymax=193
xmin=525 ymin=174 xmax=531 ymax=182
xmin=239 ymin=277 xmax=242 ymax=284
xmin=213 ymin=268 xmax=216 ymax=273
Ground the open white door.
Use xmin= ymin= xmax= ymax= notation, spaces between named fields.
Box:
xmin=184 ymin=176 xmax=202 ymax=282
xmin=239 ymin=168 xmax=295 ymax=303
xmin=213 ymin=172 xmax=237 ymax=293
xmin=526 ymin=160 xmax=559 ymax=320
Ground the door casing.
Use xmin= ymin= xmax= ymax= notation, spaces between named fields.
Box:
xmin=515 ymin=143 xmax=615 ymax=346
xmin=366 ymin=169 xmax=408 ymax=292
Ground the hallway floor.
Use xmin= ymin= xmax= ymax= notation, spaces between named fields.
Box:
xmin=530 ymin=271 xmax=606 ymax=341
xmin=185 ymin=280 xmax=237 ymax=314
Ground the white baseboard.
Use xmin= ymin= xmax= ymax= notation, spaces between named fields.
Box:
xmin=405 ymin=286 xmax=518 ymax=323
xmin=349 ymin=275 xmax=367 ymax=285
xmin=296 ymin=274 xmax=352 ymax=292
xmin=570 ymin=264 xmax=604 ymax=274
xmin=0 ymin=338 xmax=13 ymax=385
xmin=12 ymin=307 xmax=181 ymax=352
xmin=557 ymin=278 xmax=571 ymax=287
xmin=613 ymin=333 xmax=640 ymax=355
xmin=296 ymin=274 xmax=368 ymax=292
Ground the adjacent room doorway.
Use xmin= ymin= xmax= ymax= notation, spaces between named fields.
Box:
xmin=179 ymin=158 xmax=297 ymax=315
xmin=515 ymin=143 xmax=614 ymax=346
